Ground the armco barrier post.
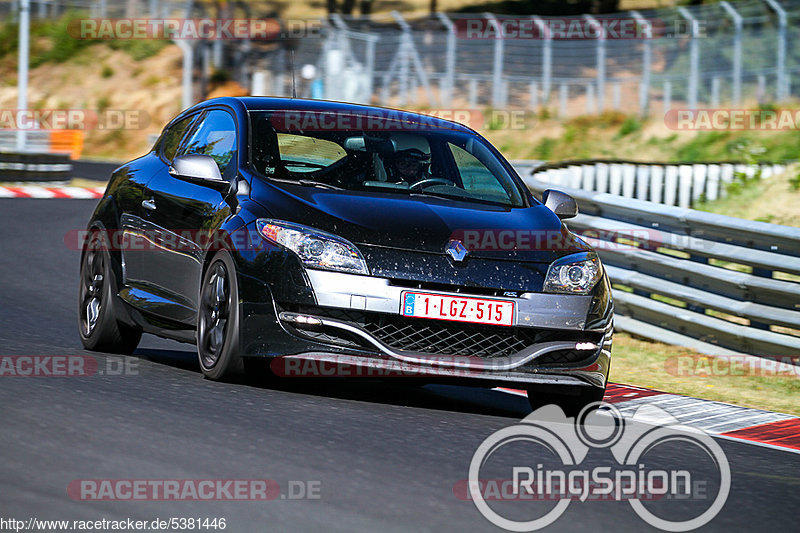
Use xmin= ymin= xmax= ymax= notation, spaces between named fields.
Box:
xmin=609 ymin=163 xmax=623 ymax=195
xmin=692 ymin=164 xmax=707 ymax=203
xmin=678 ymin=165 xmax=693 ymax=208
xmin=582 ymin=164 xmax=595 ymax=191
xmin=622 ymin=163 xmax=636 ymax=198
xmin=636 ymin=165 xmax=650 ymax=201
xmin=596 ymin=163 xmax=609 ymax=193
xmin=706 ymin=165 xmax=721 ymax=202
xmin=665 ymin=164 xmax=681 ymax=205
xmin=650 ymin=165 xmax=664 ymax=204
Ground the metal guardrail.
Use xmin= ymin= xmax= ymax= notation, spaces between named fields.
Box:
xmin=0 ymin=152 xmax=72 ymax=181
xmin=0 ymin=130 xmax=85 ymax=160
xmin=530 ymin=159 xmax=789 ymax=208
xmin=512 ymin=163 xmax=800 ymax=358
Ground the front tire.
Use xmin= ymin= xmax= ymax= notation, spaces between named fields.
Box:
xmin=78 ymin=231 xmax=142 ymax=354
xmin=197 ymin=251 xmax=243 ymax=381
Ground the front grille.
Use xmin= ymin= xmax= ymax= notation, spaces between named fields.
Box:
xmin=286 ymin=305 xmax=602 ymax=363
xmin=359 ymin=318 xmax=534 ymax=357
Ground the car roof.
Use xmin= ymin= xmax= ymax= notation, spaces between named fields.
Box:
xmin=185 ymin=96 xmax=476 ymax=135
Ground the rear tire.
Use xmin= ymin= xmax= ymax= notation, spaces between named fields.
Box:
xmin=78 ymin=231 xmax=141 ymax=354
xmin=526 ymin=386 xmax=606 ymax=417
xmin=197 ymin=251 xmax=243 ymax=381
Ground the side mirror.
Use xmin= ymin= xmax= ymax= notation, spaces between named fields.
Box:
xmin=169 ymin=154 xmax=231 ymax=193
xmin=542 ymin=189 xmax=578 ymax=219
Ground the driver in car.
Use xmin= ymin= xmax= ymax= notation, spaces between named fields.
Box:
xmin=387 ymin=134 xmax=432 ymax=185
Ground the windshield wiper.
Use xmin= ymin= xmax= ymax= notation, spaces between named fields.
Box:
xmin=409 ymin=190 xmax=511 ymax=207
xmin=270 ymin=177 xmax=342 ymax=190
xmin=283 ymin=160 xmax=327 ymax=169
xmin=409 ymin=190 xmax=468 ymax=201
xmin=298 ymin=179 xmax=342 ymax=190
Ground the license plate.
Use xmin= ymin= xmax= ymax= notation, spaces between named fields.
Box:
xmin=400 ymin=292 xmax=515 ymax=326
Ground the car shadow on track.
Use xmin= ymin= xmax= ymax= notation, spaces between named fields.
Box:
xmin=132 ymin=347 xmax=531 ymax=419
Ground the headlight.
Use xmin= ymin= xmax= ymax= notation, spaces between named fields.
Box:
xmin=256 ymin=219 xmax=369 ymax=275
xmin=543 ymin=252 xmax=602 ymax=294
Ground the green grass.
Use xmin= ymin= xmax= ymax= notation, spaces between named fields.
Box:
xmin=485 ymin=106 xmax=800 ymax=165
xmin=612 ymin=333 xmax=800 ymax=416
xmin=616 ymin=116 xmax=642 ymax=137
xmin=0 ymin=12 xmax=168 ymax=68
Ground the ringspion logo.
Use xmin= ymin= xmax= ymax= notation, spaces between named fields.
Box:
xmin=466 ymin=403 xmax=730 ymax=531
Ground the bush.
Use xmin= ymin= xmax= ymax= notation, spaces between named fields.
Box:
xmin=789 ymin=173 xmax=800 ymax=191
xmin=618 ymin=116 xmax=642 ymax=136
xmin=534 ymin=137 xmax=556 ymax=160
xmin=0 ymin=12 xmax=168 ymax=67
xmin=210 ymin=68 xmax=232 ymax=85
xmin=107 ymin=39 xmax=168 ymax=61
xmin=97 ymin=95 xmax=111 ymax=113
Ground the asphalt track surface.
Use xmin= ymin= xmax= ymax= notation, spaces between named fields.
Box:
xmin=0 ymin=198 xmax=798 ymax=532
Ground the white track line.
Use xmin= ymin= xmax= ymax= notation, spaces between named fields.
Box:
xmin=493 ymin=385 xmax=800 ymax=453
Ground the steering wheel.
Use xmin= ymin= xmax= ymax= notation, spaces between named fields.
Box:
xmin=409 ymin=177 xmax=456 ymax=190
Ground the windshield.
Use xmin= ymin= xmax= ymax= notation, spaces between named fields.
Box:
xmin=247 ymin=110 xmax=527 ymax=208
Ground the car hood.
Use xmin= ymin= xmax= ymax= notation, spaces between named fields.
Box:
xmin=250 ymin=179 xmax=590 ymax=264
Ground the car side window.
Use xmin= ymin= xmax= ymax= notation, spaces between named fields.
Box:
xmin=161 ymin=115 xmax=196 ymax=161
xmin=177 ymin=109 xmax=237 ymax=179
xmin=448 ymin=143 xmax=513 ymax=204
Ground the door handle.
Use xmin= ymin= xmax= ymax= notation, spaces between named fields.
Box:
xmin=142 ymin=199 xmax=156 ymax=211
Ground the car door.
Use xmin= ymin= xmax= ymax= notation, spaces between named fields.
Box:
xmin=138 ymin=108 xmax=238 ymax=325
xmin=121 ymin=112 xmax=200 ymax=297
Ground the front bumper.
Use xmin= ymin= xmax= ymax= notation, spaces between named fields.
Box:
xmin=239 ymin=270 xmax=612 ymax=390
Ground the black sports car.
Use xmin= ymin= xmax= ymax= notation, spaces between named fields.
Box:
xmin=78 ymin=97 xmax=612 ymax=413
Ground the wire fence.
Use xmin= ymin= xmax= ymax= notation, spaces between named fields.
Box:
xmin=3 ymin=0 xmax=800 ymax=117
xmin=288 ymin=0 xmax=800 ymax=117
